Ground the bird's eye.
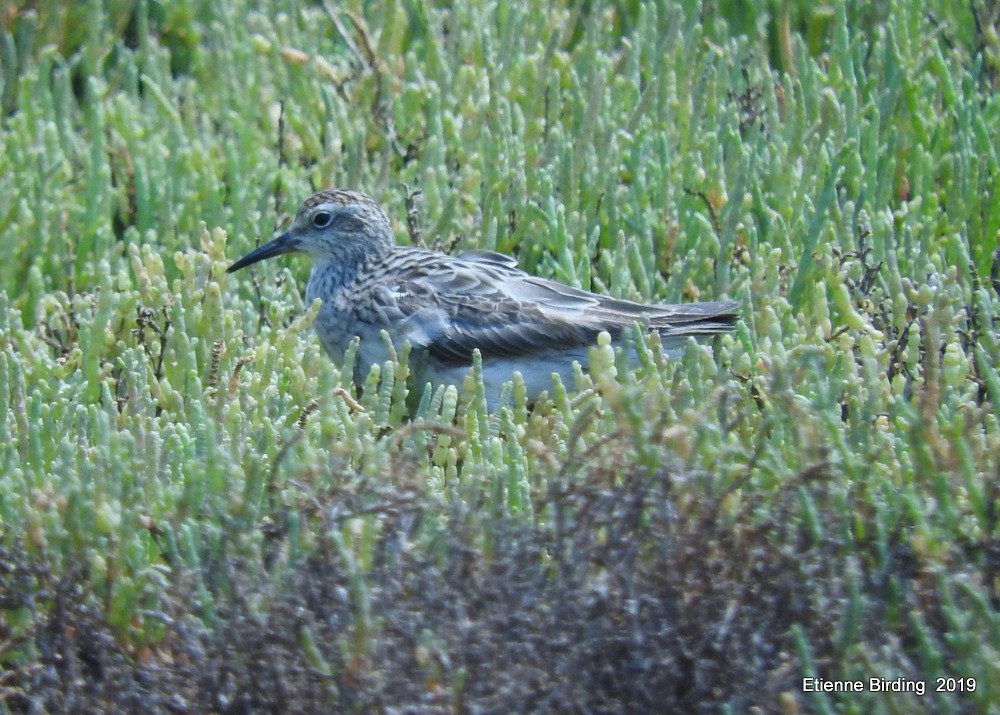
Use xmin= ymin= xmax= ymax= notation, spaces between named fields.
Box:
xmin=312 ymin=211 xmax=333 ymax=229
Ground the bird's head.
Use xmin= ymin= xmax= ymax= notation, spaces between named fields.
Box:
xmin=227 ymin=189 xmax=393 ymax=273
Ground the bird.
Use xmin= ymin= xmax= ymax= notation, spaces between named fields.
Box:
xmin=227 ymin=189 xmax=739 ymax=408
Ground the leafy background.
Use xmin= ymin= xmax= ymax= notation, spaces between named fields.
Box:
xmin=1 ymin=0 xmax=998 ymax=711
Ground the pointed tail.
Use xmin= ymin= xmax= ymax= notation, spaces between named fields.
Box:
xmin=650 ymin=300 xmax=741 ymax=337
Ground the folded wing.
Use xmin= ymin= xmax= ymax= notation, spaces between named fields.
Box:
xmin=383 ymin=250 xmax=738 ymax=366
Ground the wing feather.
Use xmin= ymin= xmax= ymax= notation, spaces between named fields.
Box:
xmin=372 ymin=249 xmax=737 ymax=366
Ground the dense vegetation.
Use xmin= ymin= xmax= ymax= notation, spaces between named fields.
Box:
xmin=1 ymin=0 xmax=998 ymax=711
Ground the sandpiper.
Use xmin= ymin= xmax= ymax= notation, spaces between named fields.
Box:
xmin=227 ymin=189 xmax=739 ymax=407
